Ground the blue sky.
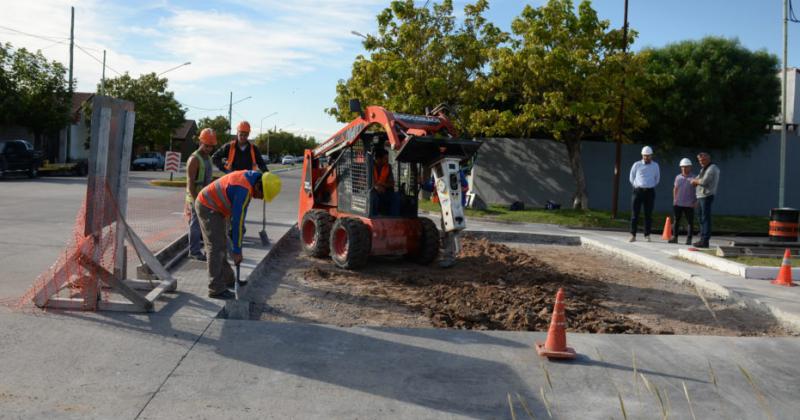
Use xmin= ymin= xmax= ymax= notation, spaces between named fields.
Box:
xmin=2 ymin=0 xmax=798 ymax=141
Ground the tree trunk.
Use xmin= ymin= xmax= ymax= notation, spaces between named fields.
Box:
xmin=564 ymin=137 xmax=589 ymax=210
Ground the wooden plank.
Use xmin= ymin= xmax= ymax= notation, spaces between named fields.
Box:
xmin=143 ymin=278 xmax=178 ymax=303
xmin=78 ymin=256 xmax=153 ymax=311
xmin=124 ymin=218 xmax=174 ymax=283
xmin=45 ymin=297 xmax=149 ymax=312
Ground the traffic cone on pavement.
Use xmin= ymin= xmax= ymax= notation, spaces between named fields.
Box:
xmin=662 ymin=217 xmax=673 ymax=241
xmin=771 ymin=248 xmax=796 ymax=287
xmin=536 ymin=288 xmax=577 ymax=360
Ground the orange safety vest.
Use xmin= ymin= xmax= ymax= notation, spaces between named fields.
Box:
xmin=373 ymin=164 xmax=390 ymax=186
xmin=197 ymin=171 xmax=253 ymax=217
xmin=224 ymin=140 xmax=258 ymax=171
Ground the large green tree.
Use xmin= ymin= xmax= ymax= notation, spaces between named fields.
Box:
xmin=328 ymin=0 xmax=505 ymax=133
xmin=197 ymin=115 xmax=231 ymax=143
xmin=101 ymin=73 xmax=185 ymax=149
xmin=254 ymin=130 xmax=316 ymax=157
xmin=468 ymin=0 xmax=650 ymax=209
xmin=1 ymin=43 xmax=70 ymax=143
xmin=636 ymin=37 xmax=780 ymax=152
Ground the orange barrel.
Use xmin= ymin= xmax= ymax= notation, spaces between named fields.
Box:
xmin=769 ymin=208 xmax=799 ymax=242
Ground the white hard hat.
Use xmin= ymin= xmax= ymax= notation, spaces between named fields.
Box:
xmin=679 ymin=158 xmax=692 ymax=167
xmin=641 ymin=146 xmax=653 ymax=155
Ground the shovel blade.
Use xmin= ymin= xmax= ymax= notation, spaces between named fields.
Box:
xmin=259 ymin=230 xmax=270 ymax=246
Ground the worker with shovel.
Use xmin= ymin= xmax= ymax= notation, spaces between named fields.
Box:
xmin=195 ymin=170 xmax=281 ymax=299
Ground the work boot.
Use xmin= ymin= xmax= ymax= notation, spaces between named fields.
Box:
xmin=628 ymin=235 xmax=636 ymax=243
xmin=189 ymin=252 xmax=207 ymax=262
xmin=644 ymin=235 xmax=651 ymax=242
xmin=685 ymin=236 xmax=693 ymax=246
xmin=208 ymin=289 xmax=235 ymax=300
xmin=668 ymin=237 xmax=678 ymax=244
xmin=692 ymin=240 xmax=709 ymax=248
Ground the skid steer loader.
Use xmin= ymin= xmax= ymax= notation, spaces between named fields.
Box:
xmin=297 ymin=100 xmax=481 ymax=269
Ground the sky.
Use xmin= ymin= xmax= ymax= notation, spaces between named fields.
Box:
xmin=1 ymin=0 xmax=799 ymax=142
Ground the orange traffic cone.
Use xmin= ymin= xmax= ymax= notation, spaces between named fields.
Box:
xmin=771 ymin=249 xmax=796 ymax=287
xmin=662 ymin=217 xmax=673 ymax=241
xmin=536 ymin=288 xmax=577 ymax=359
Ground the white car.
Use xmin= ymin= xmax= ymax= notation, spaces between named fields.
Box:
xmin=281 ymin=155 xmax=295 ymax=165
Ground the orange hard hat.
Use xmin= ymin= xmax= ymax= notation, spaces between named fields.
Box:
xmin=199 ymin=128 xmax=217 ymax=145
xmin=237 ymin=121 xmax=251 ymax=133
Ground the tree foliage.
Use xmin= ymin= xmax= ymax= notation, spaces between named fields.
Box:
xmin=469 ymin=0 xmax=650 ymax=209
xmin=197 ymin=115 xmax=232 ymax=144
xmin=254 ymin=130 xmax=317 ymax=157
xmin=0 ymin=42 xmax=71 ymax=140
xmin=636 ymin=37 xmax=780 ymax=152
xmin=101 ymin=73 xmax=185 ymax=149
xmin=328 ymin=0 xmax=506 ymax=133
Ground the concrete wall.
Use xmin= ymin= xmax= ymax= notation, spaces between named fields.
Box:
xmin=472 ymin=130 xmax=800 ymax=216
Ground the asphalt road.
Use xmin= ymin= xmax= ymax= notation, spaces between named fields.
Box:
xmin=0 ymin=168 xmax=301 ymax=301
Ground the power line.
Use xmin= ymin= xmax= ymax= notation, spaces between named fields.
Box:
xmin=74 ymin=44 xmax=123 ymax=76
xmin=0 ymin=24 xmax=69 ymax=43
xmin=790 ymin=0 xmax=800 ymax=23
xmin=180 ymin=102 xmax=228 ymax=111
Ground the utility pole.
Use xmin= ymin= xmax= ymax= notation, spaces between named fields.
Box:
xmin=100 ymin=50 xmax=106 ymax=95
xmin=779 ymin=0 xmax=788 ymax=208
xmin=228 ymin=91 xmax=233 ymax=136
xmin=66 ymin=6 xmax=75 ymax=163
xmin=611 ymin=0 xmax=629 ymax=219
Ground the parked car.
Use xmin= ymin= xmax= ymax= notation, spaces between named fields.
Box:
xmin=0 ymin=139 xmax=44 ymax=178
xmin=132 ymin=152 xmax=165 ymax=170
xmin=281 ymin=155 xmax=296 ymax=165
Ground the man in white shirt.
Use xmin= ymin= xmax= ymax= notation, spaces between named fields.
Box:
xmin=628 ymin=146 xmax=660 ymax=242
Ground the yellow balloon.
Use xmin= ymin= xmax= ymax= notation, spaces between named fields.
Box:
xmin=261 ymin=172 xmax=281 ymax=203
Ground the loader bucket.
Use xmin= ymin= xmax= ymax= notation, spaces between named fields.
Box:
xmin=394 ymin=136 xmax=482 ymax=166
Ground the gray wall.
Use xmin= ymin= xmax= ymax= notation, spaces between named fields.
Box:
xmin=472 ymin=131 xmax=800 ymax=216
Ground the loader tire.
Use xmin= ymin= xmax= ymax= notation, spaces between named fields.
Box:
xmin=330 ymin=217 xmax=371 ymax=269
xmin=300 ymin=210 xmax=334 ymax=258
xmin=410 ymin=217 xmax=439 ymax=265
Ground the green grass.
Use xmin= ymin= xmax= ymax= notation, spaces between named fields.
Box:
xmin=419 ymin=200 xmax=770 ymax=234
xmin=699 ymin=249 xmax=782 ymax=267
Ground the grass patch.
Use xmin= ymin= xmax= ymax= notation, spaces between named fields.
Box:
xmin=419 ymin=200 xmax=769 ymax=234
xmin=699 ymin=249 xmax=783 ymax=267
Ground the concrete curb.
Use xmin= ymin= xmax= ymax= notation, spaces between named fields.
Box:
xmin=464 ymin=230 xmax=580 ymax=245
xmin=222 ymin=224 xmax=299 ymax=320
xmin=677 ymin=248 xmax=800 ymax=280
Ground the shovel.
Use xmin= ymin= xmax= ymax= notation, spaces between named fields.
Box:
xmin=258 ymin=200 xmax=270 ymax=246
xmin=227 ymin=262 xmax=249 ymax=319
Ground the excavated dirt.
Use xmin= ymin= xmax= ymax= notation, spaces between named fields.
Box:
xmin=249 ymin=234 xmax=793 ymax=336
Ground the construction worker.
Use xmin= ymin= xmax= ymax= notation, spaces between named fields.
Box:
xmin=212 ymin=120 xmax=268 ymax=173
xmin=185 ymin=128 xmax=217 ymax=261
xmin=372 ymin=147 xmax=397 ymax=215
xmin=195 ymin=170 xmax=280 ymax=299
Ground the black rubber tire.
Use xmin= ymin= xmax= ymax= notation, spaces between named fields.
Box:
xmin=329 ymin=217 xmax=371 ymax=269
xmin=300 ymin=209 xmax=334 ymax=257
xmin=28 ymin=164 xmax=38 ymax=179
xmin=410 ymin=217 xmax=440 ymax=265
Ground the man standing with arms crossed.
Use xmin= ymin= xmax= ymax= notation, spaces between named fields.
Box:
xmin=628 ymin=146 xmax=660 ymax=242
xmin=185 ymin=128 xmax=217 ymax=261
xmin=691 ymin=152 xmax=720 ymax=248
xmin=212 ymin=120 xmax=268 ymax=173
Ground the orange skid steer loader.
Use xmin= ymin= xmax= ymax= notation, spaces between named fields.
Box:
xmin=297 ymin=100 xmax=481 ymax=269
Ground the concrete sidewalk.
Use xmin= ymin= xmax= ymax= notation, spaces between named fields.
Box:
xmin=2 ymin=191 xmax=800 ymax=418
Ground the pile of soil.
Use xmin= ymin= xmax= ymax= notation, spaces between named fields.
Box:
xmin=249 ymin=235 xmax=792 ymax=336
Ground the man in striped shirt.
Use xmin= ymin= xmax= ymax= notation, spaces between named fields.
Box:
xmin=628 ymin=146 xmax=660 ymax=242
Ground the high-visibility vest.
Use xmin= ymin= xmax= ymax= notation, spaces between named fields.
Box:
xmin=185 ymin=150 xmax=212 ymax=204
xmin=224 ymin=140 xmax=258 ymax=171
xmin=197 ymin=171 xmax=253 ymax=217
xmin=373 ymin=164 xmax=390 ymax=186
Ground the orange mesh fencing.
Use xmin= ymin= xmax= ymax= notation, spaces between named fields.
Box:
xmin=10 ymin=178 xmax=187 ymax=311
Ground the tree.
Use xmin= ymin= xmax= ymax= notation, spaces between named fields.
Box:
xmin=1 ymin=43 xmax=70 ymax=144
xmin=198 ymin=115 xmax=231 ymax=144
xmin=328 ymin=0 xmax=506 ymax=133
xmin=636 ymin=37 xmax=780 ymax=152
xmin=101 ymin=73 xmax=185 ymax=149
xmin=254 ymin=130 xmax=316 ymax=157
xmin=468 ymin=0 xmax=650 ymax=209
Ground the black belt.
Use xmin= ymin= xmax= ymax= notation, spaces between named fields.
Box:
xmin=634 ymin=187 xmax=655 ymax=191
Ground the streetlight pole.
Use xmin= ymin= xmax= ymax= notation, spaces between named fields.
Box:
xmin=780 ymin=0 xmax=788 ymax=208
xmin=260 ymin=112 xmax=278 ymax=160
xmin=157 ymin=61 xmax=191 ymax=77
xmin=227 ymin=94 xmax=253 ymax=136
xmin=611 ymin=0 xmax=629 ymax=219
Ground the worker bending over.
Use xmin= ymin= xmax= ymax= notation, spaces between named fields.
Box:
xmin=212 ymin=120 xmax=268 ymax=173
xmin=185 ymin=128 xmax=217 ymax=261
xmin=195 ymin=170 xmax=280 ymax=299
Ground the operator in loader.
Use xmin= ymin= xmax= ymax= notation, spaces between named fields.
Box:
xmin=212 ymin=120 xmax=268 ymax=173
xmin=372 ymin=147 xmax=398 ymax=216
xmin=185 ymin=128 xmax=218 ymax=261
xmin=195 ymin=170 xmax=281 ymax=299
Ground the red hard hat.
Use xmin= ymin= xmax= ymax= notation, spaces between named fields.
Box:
xmin=199 ymin=128 xmax=217 ymax=146
xmin=237 ymin=121 xmax=251 ymax=133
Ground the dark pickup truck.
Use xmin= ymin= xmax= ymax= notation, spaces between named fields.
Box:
xmin=0 ymin=139 xmax=44 ymax=178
